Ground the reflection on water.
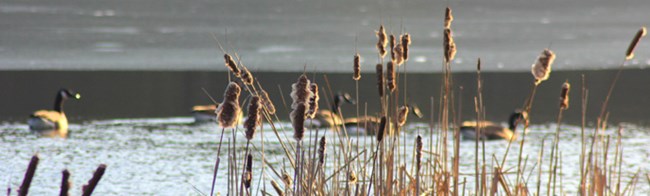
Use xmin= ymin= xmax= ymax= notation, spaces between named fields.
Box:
xmin=1 ymin=119 xmax=648 ymax=195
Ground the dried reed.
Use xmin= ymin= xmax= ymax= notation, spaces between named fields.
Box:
xmin=376 ymin=25 xmax=388 ymax=58
xmin=443 ymin=28 xmax=457 ymax=62
xmin=531 ymin=49 xmax=556 ymax=85
xmin=244 ymin=96 xmax=261 ymax=140
xmin=376 ymin=63 xmax=385 ymax=97
xmin=224 ymin=54 xmax=241 ymax=77
xmin=271 ymin=180 xmax=284 ymax=196
xmin=401 ymin=33 xmax=411 ymax=61
xmin=625 ymin=27 xmax=647 ymax=60
xmin=353 ymin=53 xmax=361 ymax=80
xmin=387 ymin=61 xmax=396 ymax=92
xmin=216 ymin=82 xmax=242 ymax=128
xmin=307 ymin=83 xmax=320 ymax=119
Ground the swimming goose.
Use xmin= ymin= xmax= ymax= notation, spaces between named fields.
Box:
xmin=191 ymin=104 xmax=219 ymax=123
xmin=28 ymin=89 xmax=81 ymax=137
xmin=307 ymin=92 xmax=355 ymax=128
xmin=460 ymin=111 xmax=527 ymax=141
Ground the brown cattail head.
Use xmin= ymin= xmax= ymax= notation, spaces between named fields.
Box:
xmin=531 ymin=49 xmax=556 ymax=85
xmin=443 ymin=28 xmax=457 ymax=62
xmin=353 ymin=53 xmax=361 ymax=80
xmin=398 ymin=105 xmax=409 ymax=126
xmin=376 ymin=63 xmax=384 ymax=97
xmin=560 ymin=81 xmax=571 ymax=110
xmin=217 ymin=82 xmax=242 ymax=128
xmin=224 ymin=54 xmax=241 ymax=77
xmin=243 ymin=154 xmax=253 ymax=188
xmin=318 ymin=136 xmax=326 ymax=165
xmin=270 ymin=180 xmax=284 ymax=196
xmin=290 ymin=74 xmax=311 ymax=141
xmin=244 ymin=96 xmax=262 ymax=140
xmin=390 ymin=34 xmax=396 ymax=60
xmin=376 ymin=116 xmax=387 ymax=142
xmin=625 ymin=26 xmax=647 ymax=60
xmin=240 ymin=66 xmax=254 ymax=85
xmin=260 ymin=89 xmax=276 ymax=115
xmin=348 ymin=170 xmax=358 ymax=184
xmin=401 ymin=33 xmax=411 ymax=61
xmin=307 ymin=83 xmax=320 ymax=118
xmin=376 ymin=25 xmax=388 ymax=58
xmin=393 ymin=44 xmax=405 ymax=65
xmin=387 ymin=61 xmax=396 ymax=92
xmin=291 ymin=104 xmax=307 ymax=141
xmin=444 ymin=7 xmax=453 ymax=29
xmin=281 ymin=172 xmax=292 ymax=187
xmin=416 ymin=135 xmax=423 ymax=167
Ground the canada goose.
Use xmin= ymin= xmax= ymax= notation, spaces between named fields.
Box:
xmin=191 ymin=104 xmax=219 ymax=123
xmin=460 ymin=111 xmax=527 ymax=141
xmin=307 ymin=92 xmax=354 ymax=128
xmin=28 ymin=89 xmax=81 ymax=137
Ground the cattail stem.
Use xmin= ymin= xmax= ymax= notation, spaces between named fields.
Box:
xmin=60 ymin=169 xmax=71 ymax=196
xmin=210 ymin=127 xmax=226 ymax=196
xmin=81 ymin=164 xmax=107 ymax=196
xmin=18 ymin=155 xmax=39 ymax=196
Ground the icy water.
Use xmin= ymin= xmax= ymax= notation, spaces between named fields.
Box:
xmin=1 ymin=119 xmax=649 ymax=195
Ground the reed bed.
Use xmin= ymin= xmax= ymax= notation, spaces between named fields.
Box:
xmin=204 ymin=5 xmax=647 ymax=196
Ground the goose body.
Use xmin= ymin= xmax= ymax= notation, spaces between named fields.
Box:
xmin=460 ymin=111 xmax=527 ymax=141
xmin=28 ymin=89 xmax=80 ymax=137
xmin=192 ymin=104 xmax=218 ymax=123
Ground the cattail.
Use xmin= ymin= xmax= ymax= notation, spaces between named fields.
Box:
xmin=444 ymin=28 xmax=457 ymax=62
xmin=444 ymin=7 xmax=453 ymax=29
xmin=376 ymin=63 xmax=384 ymax=97
xmin=531 ymin=49 xmax=556 ymax=85
xmin=240 ymin=66 xmax=254 ymax=85
xmin=60 ymin=169 xmax=71 ymax=196
xmin=398 ymin=105 xmax=409 ymax=126
xmin=260 ymin=89 xmax=276 ymax=115
xmin=318 ymin=136 xmax=326 ymax=165
xmin=416 ymin=135 xmax=423 ymax=167
xmin=216 ymin=82 xmax=242 ymax=128
xmin=243 ymin=154 xmax=253 ymax=188
xmin=393 ymin=43 xmax=405 ymax=65
xmin=348 ymin=170 xmax=358 ymax=184
xmin=291 ymin=104 xmax=307 ymax=141
xmin=390 ymin=34 xmax=396 ymax=60
xmin=353 ymin=53 xmax=361 ymax=80
xmin=290 ymin=74 xmax=311 ymax=141
xmin=281 ymin=172 xmax=292 ymax=187
xmin=270 ymin=180 xmax=284 ymax=196
xmin=625 ymin=27 xmax=647 ymax=60
xmin=560 ymin=81 xmax=571 ymax=110
xmin=376 ymin=25 xmax=388 ymax=58
xmin=387 ymin=61 xmax=396 ymax=92
xmin=376 ymin=116 xmax=387 ymax=142
xmin=401 ymin=33 xmax=411 ymax=61
xmin=244 ymin=96 xmax=261 ymax=140
xmin=224 ymin=54 xmax=241 ymax=77
xmin=307 ymin=83 xmax=320 ymax=118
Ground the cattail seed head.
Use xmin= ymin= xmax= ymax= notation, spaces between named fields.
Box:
xmin=270 ymin=180 xmax=284 ymax=196
xmin=290 ymin=74 xmax=311 ymax=141
xmin=260 ymin=89 xmax=276 ymax=115
xmin=416 ymin=135 xmax=423 ymax=167
xmin=243 ymin=154 xmax=253 ymax=188
xmin=216 ymin=82 xmax=242 ymax=128
xmin=307 ymin=83 xmax=320 ymax=119
xmin=281 ymin=172 xmax=292 ymax=187
xmin=376 ymin=25 xmax=388 ymax=58
xmin=353 ymin=53 xmax=361 ymax=80
xmin=444 ymin=28 xmax=457 ymax=62
xmin=376 ymin=116 xmax=387 ymax=142
xmin=240 ymin=66 xmax=254 ymax=85
xmin=348 ymin=170 xmax=358 ymax=184
xmin=445 ymin=7 xmax=454 ymax=29
xmin=376 ymin=63 xmax=384 ymax=97
xmin=318 ymin=136 xmax=326 ymax=164
xmin=398 ymin=105 xmax=409 ymax=126
xmin=244 ymin=96 xmax=262 ymax=140
xmin=291 ymin=104 xmax=307 ymax=141
xmin=387 ymin=61 xmax=396 ymax=92
xmin=626 ymin=27 xmax=647 ymax=60
xmin=401 ymin=33 xmax=411 ymax=61
xmin=390 ymin=34 xmax=396 ymax=60
xmin=224 ymin=54 xmax=241 ymax=77
xmin=531 ymin=49 xmax=556 ymax=85
xmin=393 ymin=44 xmax=405 ymax=65
xmin=560 ymin=81 xmax=571 ymax=110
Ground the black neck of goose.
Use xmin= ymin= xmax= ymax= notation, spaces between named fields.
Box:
xmin=332 ymin=96 xmax=341 ymax=114
xmin=54 ymin=93 xmax=65 ymax=112
xmin=508 ymin=113 xmax=521 ymax=132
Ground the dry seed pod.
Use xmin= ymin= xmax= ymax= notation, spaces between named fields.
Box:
xmin=376 ymin=63 xmax=384 ymax=97
xmin=270 ymin=180 xmax=284 ymax=196
xmin=353 ymin=53 xmax=361 ymax=80
xmin=416 ymin=135 xmax=423 ymax=166
xmin=398 ymin=105 xmax=409 ymax=126
xmin=260 ymin=89 xmax=276 ymax=115
xmin=224 ymin=54 xmax=241 ymax=77
xmin=445 ymin=7 xmax=453 ymax=29
xmin=387 ymin=61 xmax=396 ymax=92
xmin=401 ymin=33 xmax=411 ymax=61
xmin=216 ymin=82 xmax=242 ymax=128
xmin=390 ymin=34 xmax=396 ymax=60
xmin=244 ymin=96 xmax=262 ymax=140
xmin=393 ymin=44 xmax=405 ymax=65
xmin=376 ymin=116 xmax=387 ymax=142
xmin=307 ymin=83 xmax=320 ymax=119
xmin=625 ymin=27 xmax=647 ymax=60
xmin=443 ymin=28 xmax=457 ymax=62
xmin=560 ymin=81 xmax=571 ymax=110
xmin=318 ymin=136 xmax=326 ymax=164
xmin=240 ymin=66 xmax=254 ymax=85
xmin=531 ymin=49 xmax=556 ymax=85
xmin=376 ymin=25 xmax=388 ymax=58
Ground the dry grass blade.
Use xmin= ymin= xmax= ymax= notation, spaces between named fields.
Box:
xmin=625 ymin=27 xmax=647 ymax=60
xmin=531 ymin=49 xmax=556 ymax=85
xmin=271 ymin=180 xmax=284 ymax=196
